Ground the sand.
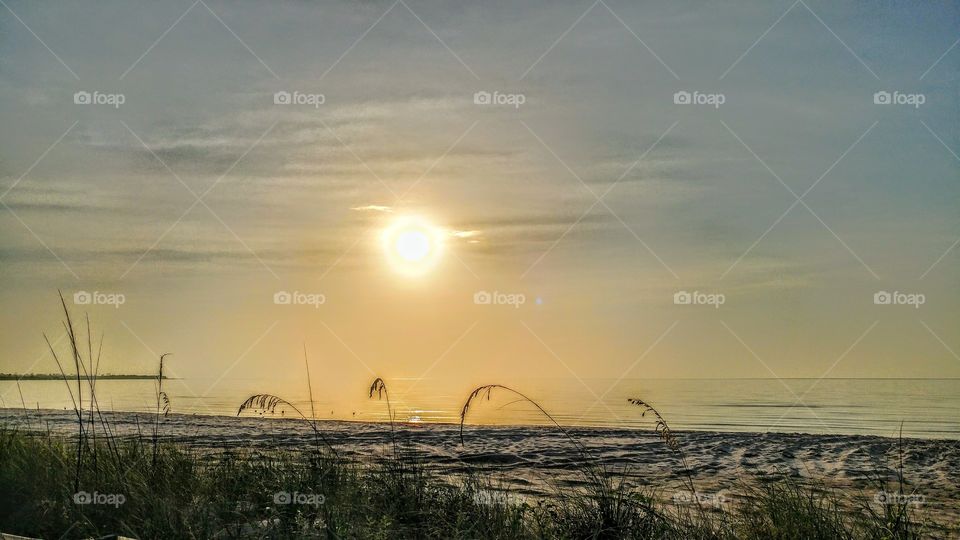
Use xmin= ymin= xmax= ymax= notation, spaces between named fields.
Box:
xmin=3 ymin=408 xmax=958 ymax=526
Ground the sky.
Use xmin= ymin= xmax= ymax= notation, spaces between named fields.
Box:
xmin=1 ymin=0 xmax=958 ymax=401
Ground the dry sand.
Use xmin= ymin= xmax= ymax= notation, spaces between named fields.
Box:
xmin=4 ymin=408 xmax=958 ymax=527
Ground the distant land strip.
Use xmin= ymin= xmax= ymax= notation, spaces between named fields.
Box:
xmin=0 ymin=374 xmax=170 ymax=380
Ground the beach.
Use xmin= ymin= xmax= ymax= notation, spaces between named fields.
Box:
xmin=5 ymin=408 xmax=958 ymax=528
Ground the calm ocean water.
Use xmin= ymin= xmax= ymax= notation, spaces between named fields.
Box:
xmin=1 ymin=377 xmax=957 ymax=439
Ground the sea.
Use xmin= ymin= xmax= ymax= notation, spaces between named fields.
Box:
xmin=1 ymin=377 xmax=957 ymax=439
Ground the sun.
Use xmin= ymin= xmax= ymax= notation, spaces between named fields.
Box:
xmin=381 ymin=216 xmax=444 ymax=276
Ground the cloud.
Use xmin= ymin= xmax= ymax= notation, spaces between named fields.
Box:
xmin=1 ymin=201 xmax=109 ymax=213
xmin=454 ymin=213 xmax=613 ymax=231
xmin=446 ymin=212 xmax=618 ymax=255
xmin=350 ymin=205 xmax=393 ymax=213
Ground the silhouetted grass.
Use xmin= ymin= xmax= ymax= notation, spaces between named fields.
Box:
xmin=0 ymin=425 xmax=532 ymax=539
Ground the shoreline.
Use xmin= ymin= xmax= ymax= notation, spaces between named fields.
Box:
xmin=2 ymin=405 xmax=956 ymax=442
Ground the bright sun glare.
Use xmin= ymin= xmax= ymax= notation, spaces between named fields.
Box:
xmin=382 ymin=216 xmax=444 ymax=276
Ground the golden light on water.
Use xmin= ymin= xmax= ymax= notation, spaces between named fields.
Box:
xmin=381 ymin=216 xmax=444 ymax=276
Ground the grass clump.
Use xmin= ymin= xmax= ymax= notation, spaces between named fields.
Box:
xmin=0 ymin=426 xmax=530 ymax=539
